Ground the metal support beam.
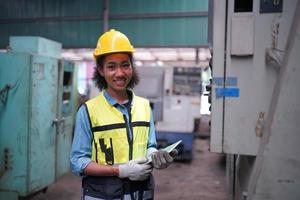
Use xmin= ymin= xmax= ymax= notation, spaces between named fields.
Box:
xmin=195 ymin=48 xmax=199 ymax=64
xmin=0 ymin=12 xmax=208 ymax=24
xmin=110 ymin=11 xmax=208 ymax=20
xmin=103 ymin=0 xmax=109 ymax=32
xmin=208 ymin=0 xmax=214 ymax=46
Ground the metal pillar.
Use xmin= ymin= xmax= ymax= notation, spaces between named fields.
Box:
xmin=103 ymin=0 xmax=109 ymax=32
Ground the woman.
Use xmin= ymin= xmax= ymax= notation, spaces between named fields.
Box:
xmin=70 ymin=29 xmax=175 ymax=200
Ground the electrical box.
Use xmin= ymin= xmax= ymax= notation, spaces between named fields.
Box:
xmin=210 ymin=0 xmax=296 ymax=155
xmin=0 ymin=37 xmax=76 ymax=199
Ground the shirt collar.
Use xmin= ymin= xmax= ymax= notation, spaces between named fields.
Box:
xmin=103 ymin=89 xmax=133 ymax=107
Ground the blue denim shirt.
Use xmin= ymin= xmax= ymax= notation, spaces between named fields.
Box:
xmin=70 ymin=90 xmax=157 ymax=176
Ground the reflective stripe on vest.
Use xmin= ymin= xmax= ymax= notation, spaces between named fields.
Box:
xmin=85 ymin=92 xmax=151 ymax=165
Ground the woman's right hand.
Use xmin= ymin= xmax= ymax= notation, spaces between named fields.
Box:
xmin=118 ymin=158 xmax=152 ymax=181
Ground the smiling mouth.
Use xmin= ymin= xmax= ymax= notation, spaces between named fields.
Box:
xmin=114 ymin=78 xmax=127 ymax=86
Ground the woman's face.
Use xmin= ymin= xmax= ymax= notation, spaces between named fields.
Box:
xmin=99 ymin=53 xmax=133 ymax=93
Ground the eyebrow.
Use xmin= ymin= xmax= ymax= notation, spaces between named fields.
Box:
xmin=105 ymin=61 xmax=115 ymax=65
xmin=122 ymin=61 xmax=130 ymax=64
xmin=106 ymin=60 xmax=130 ymax=65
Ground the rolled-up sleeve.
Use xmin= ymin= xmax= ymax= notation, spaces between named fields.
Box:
xmin=70 ymin=105 xmax=93 ymax=176
xmin=147 ymin=111 xmax=158 ymax=157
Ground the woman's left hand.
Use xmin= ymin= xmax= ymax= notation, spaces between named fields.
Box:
xmin=151 ymin=149 xmax=178 ymax=169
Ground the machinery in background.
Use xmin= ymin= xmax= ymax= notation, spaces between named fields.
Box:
xmin=211 ymin=0 xmax=300 ymax=199
xmin=0 ymin=36 xmax=77 ymax=200
xmin=134 ymin=66 xmax=202 ymax=161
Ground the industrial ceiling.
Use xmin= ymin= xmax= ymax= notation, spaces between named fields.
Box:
xmin=0 ymin=0 xmax=210 ymax=48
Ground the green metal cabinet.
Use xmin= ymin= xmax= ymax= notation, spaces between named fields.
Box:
xmin=0 ymin=37 xmax=76 ymax=199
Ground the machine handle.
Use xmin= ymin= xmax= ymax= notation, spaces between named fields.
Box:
xmin=52 ymin=118 xmax=59 ymax=126
xmin=52 ymin=118 xmax=65 ymax=125
xmin=52 ymin=117 xmax=66 ymax=134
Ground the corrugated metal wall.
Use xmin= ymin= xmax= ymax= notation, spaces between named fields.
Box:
xmin=0 ymin=0 xmax=208 ymax=48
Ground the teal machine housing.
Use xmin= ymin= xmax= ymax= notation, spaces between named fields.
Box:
xmin=0 ymin=37 xmax=77 ymax=199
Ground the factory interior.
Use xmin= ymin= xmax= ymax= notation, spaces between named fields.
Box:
xmin=0 ymin=0 xmax=300 ymax=200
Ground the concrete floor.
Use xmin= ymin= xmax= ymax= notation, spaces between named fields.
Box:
xmin=153 ymin=138 xmax=227 ymax=200
xmin=30 ymin=137 xmax=228 ymax=200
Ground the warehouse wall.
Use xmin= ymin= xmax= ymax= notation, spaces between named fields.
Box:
xmin=0 ymin=0 xmax=209 ymax=48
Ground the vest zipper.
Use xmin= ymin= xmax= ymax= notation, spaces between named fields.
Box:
xmin=93 ymin=140 xmax=98 ymax=163
xmin=123 ymin=114 xmax=133 ymax=160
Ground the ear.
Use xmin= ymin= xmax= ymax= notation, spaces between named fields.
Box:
xmin=98 ymin=67 xmax=104 ymax=76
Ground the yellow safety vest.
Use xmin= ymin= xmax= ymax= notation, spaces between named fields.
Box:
xmin=85 ymin=92 xmax=151 ymax=165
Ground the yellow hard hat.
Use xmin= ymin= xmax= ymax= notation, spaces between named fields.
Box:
xmin=93 ymin=29 xmax=135 ymax=59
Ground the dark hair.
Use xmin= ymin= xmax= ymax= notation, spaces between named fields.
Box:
xmin=92 ymin=53 xmax=139 ymax=90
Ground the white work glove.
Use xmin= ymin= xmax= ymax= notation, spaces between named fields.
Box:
xmin=151 ymin=149 xmax=178 ymax=169
xmin=118 ymin=158 xmax=152 ymax=181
